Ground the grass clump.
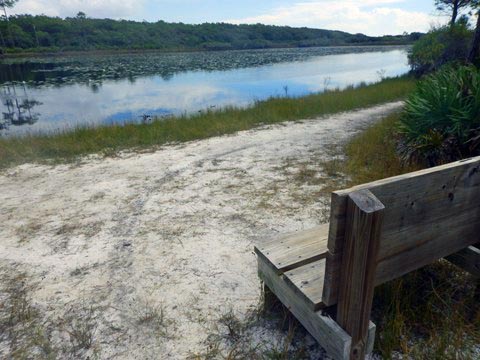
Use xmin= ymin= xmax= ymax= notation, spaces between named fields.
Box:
xmin=0 ymin=76 xmax=415 ymax=169
xmin=135 ymin=301 xmax=174 ymax=339
xmin=192 ymin=304 xmax=314 ymax=360
xmin=373 ymin=262 xmax=480 ymax=359
xmin=344 ymin=112 xmax=480 ymax=359
xmin=400 ymin=65 xmax=480 ymax=166
xmin=345 ymin=112 xmax=420 ymax=184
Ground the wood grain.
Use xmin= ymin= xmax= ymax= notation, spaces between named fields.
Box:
xmin=325 ymin=156 xmax=480 ymax=303
xmin=254 ymin=223 xmax=329 ymax=274
xmin=283 ymin=258 xmax=326 ymax=311
xmin=336 ymin=190 xmax=385 ymax=360
xmin=323 ymin=250 xmax=342 ymax=306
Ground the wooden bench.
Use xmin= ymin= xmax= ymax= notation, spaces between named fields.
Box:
xmin=255 ymin=156 xmax=480 ymax=360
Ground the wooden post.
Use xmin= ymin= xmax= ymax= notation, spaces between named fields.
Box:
xmin=336 ymin=190 xmax=385 ymax=360
xmin=262 ymin=282 xmax=278 ymax=312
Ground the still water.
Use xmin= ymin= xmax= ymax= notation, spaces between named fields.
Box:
xmin=0 ymin=46 xmax=410 ymax=136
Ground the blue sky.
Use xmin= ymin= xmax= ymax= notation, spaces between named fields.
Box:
xmin=12 ymin=1 xmax=451 ymax=36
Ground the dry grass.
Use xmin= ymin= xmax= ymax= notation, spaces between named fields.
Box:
xmin=191 ymin=301 xmax=316 ymax=360
xmin=343 ymin=112 xmax=421 ymax=185
xmin=372 ymin=261 xmax=480 ymax=359
xmin=0 ymin=269 xmax=102 ymax=359
xmin=135 ymin=301 xmax=175 ymax=339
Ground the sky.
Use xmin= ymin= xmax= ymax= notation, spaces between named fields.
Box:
xmin=9 ymin=0 xmax=453 ymax=36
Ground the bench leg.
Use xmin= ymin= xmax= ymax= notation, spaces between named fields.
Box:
xmin=262 ymin=282 xmax=279 ymax=313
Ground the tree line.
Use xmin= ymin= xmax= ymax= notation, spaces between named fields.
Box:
xmin=0 ymin=13 xmax=420 ymax=54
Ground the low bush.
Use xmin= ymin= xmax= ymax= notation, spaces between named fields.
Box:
xmin=408 ymin=23 xmax=472 ymax=76
xmin=400 ymin=65 xmax=480 ymax=166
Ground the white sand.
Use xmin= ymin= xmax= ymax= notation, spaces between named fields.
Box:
xmin=0 ymin=102 xmax=402 ymax=359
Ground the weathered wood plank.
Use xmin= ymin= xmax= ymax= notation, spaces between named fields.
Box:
xmin=257 ymin=257 xmax=351 ymax=360
xmin=328 ymin=192 xmax=348 ymax=254
xmin=323 ymin=250 xmax=342 ymax=306
xmin=336 ymin=190 xmax=385 ymax=360
xmin=283 ymin=258 xmax=326 ymax=311
xmin=326 ymin=156 xmax=480 ymax=302
xmin=445 ymin=245 xmax=480 ymax=278
xmin=376 ymin=216 xmax=480 ymax=284
xmin=254 ymin=223 xmax=329 ymax=274
xmin=329 ymin=157 xmax=480 ymax=252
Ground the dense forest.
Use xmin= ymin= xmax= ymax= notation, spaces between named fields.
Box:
xmin=0 ymin=14 xmax=422 ymax=53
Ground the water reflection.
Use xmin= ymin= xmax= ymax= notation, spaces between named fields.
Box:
xmin=0 ymin=46 xmax=410 ymax=136
xmin=0 ymin=83 xmax=41 ymax=132
xmin=0 ymin=46 xmax=409 ymax=88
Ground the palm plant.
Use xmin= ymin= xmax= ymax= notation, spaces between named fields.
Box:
xmin=399 ymin=65 xmax=480 ymax=166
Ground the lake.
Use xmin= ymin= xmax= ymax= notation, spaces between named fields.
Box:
xmin=0 ymin=46 xmax=410 ymax=136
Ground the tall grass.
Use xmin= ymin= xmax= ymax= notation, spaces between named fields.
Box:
xmin=345 ymin=112 xmax=421 ymax=184
xmin=0 ymin=76 xmax=415 ymax=169
xmin=344 ymin=112 xmax=480 ymax=359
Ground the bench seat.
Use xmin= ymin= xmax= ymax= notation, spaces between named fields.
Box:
xmin=254 ymin=223 xmax=376 ymax=360
xmin=254 ymin=224 xmax=329 ymax=311
xmin=284 ymin=259 xmax=326 ymax=311
xmin=255 ymin=224 xmax=479 ymax=360
xmin=255 ymin=223 xmax=329 ymax=274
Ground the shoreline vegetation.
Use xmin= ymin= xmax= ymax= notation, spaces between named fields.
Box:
xmin=0 ymin=76 xmax=415 ymax=169
xmin=0 ymin=15 xmax=421 ymax=55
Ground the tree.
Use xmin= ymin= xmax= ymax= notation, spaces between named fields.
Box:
xmin=435 ymin=0 xmax=471 ymax=26
xmin=469 ymin=1 xmax=480 ymax=62
xmin=409 ymin=23 xmax=472 ymax=75
xmin=0 ymin=0 xmax=18 ymax=47
xmin=0 ymin=0 xmax=19 ymax=18
xmin=0 ymin=0 xmax=19 ymax=8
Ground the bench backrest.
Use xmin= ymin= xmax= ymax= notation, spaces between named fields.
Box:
xmin=323 ymin=156 xmax=480 ymax=305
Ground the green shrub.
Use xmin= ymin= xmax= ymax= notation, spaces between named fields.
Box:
xmin=409 ymin=23 xmax=472 ymax=76
xmin=400 ymin=65 xmax=480 ymax=166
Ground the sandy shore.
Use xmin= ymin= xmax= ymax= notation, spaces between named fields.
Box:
xmin=0 ymin=102 xmax=402 ymax=359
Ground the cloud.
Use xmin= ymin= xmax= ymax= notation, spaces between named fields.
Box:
xmin=10 ymin=0 xmax=146 ymax=19
xmin=226 ymin=0 xmax=436 ymax=36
